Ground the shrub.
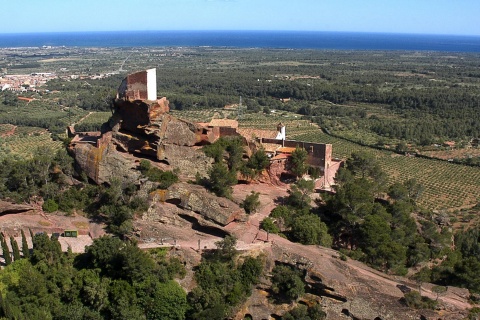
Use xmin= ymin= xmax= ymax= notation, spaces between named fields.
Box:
xmin=402 ymin=291 xmax=438 ymax=309
xmin=42 ymin=199 xmax=59 ymax=213
xmin=260 ymin=217 xmax=280 ymax=234
xmin=242 ymin=191 xmax=260 ymax=214
xmin=144 ymin=166 xmax=179 ymax=189
xmin=271 ymin=265 xmax=305 ymax=302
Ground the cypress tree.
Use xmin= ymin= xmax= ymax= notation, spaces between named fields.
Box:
xmin=0 ymin=287 xmax=4 ymax=317
xmin=21 ymin=229 xmax=29 ymax=258
xmin=0 ymin=234 xmax=11 ymax=266
xmin=10 ymin=236 xmax=21 ymax=261
xmin=29 ymin=228 xmax=35 ymax=249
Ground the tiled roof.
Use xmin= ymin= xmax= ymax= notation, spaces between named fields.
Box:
xmin=262 ymin=143 xmax=281 ymax=153
xmin=237 ymin=128 xmax=277 ymax=140
xmin=271 ymin=153 xmax=290 ymax=161
xmin=277 ymin=147 xmax=297 ymax=154
xmin=208 ymin=119 xmax=239 ymax=128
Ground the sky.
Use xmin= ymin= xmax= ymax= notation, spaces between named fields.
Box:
xmin=1 ymin=0 xmax=479 ymax=36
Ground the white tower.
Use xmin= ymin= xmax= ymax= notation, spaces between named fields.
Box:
xmin=146 ymin=68 xmax=157 ymax=101
xmin=276 ymin=123 xmax=286 ymax=140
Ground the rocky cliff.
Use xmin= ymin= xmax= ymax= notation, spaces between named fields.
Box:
xmin=71 ymin=132 xmax=140 ymax=185
xmin=70 ymin=94 xmax=212 ymax=184
xmin=110 ymin=97 xmax=212 ymax=179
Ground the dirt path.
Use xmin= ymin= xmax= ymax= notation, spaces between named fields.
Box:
xmin=72 ymin=111 xmax=93 ymax=127
xmin=0 ymin=125 xmax=16 ymax=137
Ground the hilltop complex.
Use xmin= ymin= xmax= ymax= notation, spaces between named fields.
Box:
xmin=69 ymin=68 xmax=341 ymax=189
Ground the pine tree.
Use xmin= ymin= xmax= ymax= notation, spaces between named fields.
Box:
xmin=0 ymin=234 xmax=11 ymax=266
xmin=10 ymin=236 xmax=21 ymax=261
xmin=21 ymin=229 xmax=30 ymax=258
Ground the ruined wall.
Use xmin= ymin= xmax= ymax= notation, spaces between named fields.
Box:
xmin=116 ymin=68 xmax=157 ymax=101
xmin=261 ymin=138 xmax=332 ymax=169
xmin=219 ymin=127 xmax=239 ymax=137
xmin=125 ymin=71 xmax=147 ymax=100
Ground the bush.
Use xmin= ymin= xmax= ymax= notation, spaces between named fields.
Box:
xmin=260 ymin=217 xmax=280 ymax=234
xmin=271 ymin=265 xmax=305 ymax=302
xmin=402 ymin=291 xmax=438 ymax=309
xmin=143 ymin=166 xmax=178 ymax=189
xmin=282 ymin=303 xmax=326 ymax=320
xmin=242 ymin=191 xmax=260 ymax=214
xmin=139 ymin=159 xmax=151 ymax=172
xmin=42 ymin=199 xmax=59 ymax=213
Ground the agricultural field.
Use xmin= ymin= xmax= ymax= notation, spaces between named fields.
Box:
xmin=0 ymin=98 xmax=88 ymax=133
xmin=169 ymin=109 xmax=224 ymax=123
xmin=421 ymin=147 xmax=480 ymax=161
xmin=74 ymin=111 xmax=112 ymax=132
xmin=172 ymin=107 xmax=480 ymax=213
xmin=291 ymin=130 xmax=480 ymax=212
xmin=0 ymin=126 xmax=63 ymax=160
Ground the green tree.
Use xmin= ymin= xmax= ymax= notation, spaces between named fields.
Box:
xmin=42 ymin=198 xmax=59 ymax=213
xmin=286 ymin=179 xmax=315 ymax=210
xmin=388 ymin=182 xmax=409 ymax=202
xmin=271 ymin=265 xmax=305 ymax=302
xmin=83 ymin=236 xmax=155 ymax=283
xmin=0 ymin=234 xmax=12 ymax=266
xmin=225 ymin=137 xmax=244 ymax=171
xmin=404 ymin=178 xmax=424 ymax=203
xmin=452 ymin=257 xmax=480 ymax=293
xmin=359 ymin=213 xmax=408 ymax=273
xmin=290 ymin=214 xmax=332 ymax=247
xmin=242 ymin=191 xmax=261 ymax=214
xmin=21 ymin=229 xmax=29 ymax=258
xmin=30 ymin=232 xmax=62 ymax=266
xmin=214 ymin=235 xmax=238 ymax=262
xmin=290 ymin=147 xmax=308 ymax=178
xmin=246 ymin=148 xmax=269 ymax=173
xmin=10 ymin=236 xmax=21 ymax=261
xmin=143 ymin=280 xmax=187 ymax=320
xmin=346 ymin=151 xmax=383 ymax=180
xmin=207 ymin=162 xmax=237 ymax=197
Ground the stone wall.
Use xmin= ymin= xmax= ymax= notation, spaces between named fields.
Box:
xmin=261 ymin=138 xmax=332 ymax=169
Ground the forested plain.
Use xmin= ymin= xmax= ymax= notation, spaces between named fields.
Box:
xmin=1 ymin=47 xmax=480 ymax=318
xmin=3 ymin=48 xmax=480 ymax=150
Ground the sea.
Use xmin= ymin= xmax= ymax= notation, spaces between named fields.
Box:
xmin=0 ymin=31 xmax=480 ymax=52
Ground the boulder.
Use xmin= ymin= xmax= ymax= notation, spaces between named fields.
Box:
xmin=165 ymin=183 xmax=245 ymax=226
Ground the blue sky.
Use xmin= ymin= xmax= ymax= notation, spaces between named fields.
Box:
xmin=1 ymin=0 xmax=479 ymax=35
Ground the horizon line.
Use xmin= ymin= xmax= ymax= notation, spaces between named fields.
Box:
xmin=1 ymin=29 xmax=480 ymax=38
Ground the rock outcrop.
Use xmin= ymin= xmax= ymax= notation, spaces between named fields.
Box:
xmin=141 ymin=182 xmax=246 ymax=227
xmin=109 ymin=91 xmax=212 ymax=178
xmin=0 ymin=201 xmax=34 ymax=215
xmin=71 ymin=132 xmax=140 ymax=184
xmin=70 ymin=69 xmax=214 ymax=184
xmin=164 ymin=183 xmax=246 ymax=226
